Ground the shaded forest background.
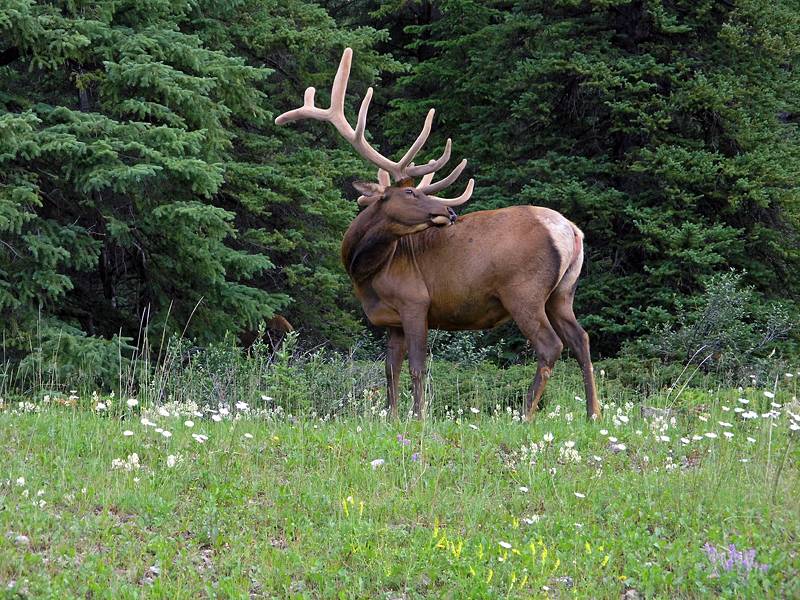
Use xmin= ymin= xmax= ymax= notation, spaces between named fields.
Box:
xmin=2 ymin=0 xmax=799 ymax=382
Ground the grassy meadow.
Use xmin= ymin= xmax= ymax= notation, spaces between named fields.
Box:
xmin=1 ymin=350 xmax=799 ymax=599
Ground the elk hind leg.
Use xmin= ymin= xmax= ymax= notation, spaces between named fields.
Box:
xmin=511 ymin=309 xmax=563 ymax=420
xmin=546 ymin=290 xmax=600 ymax=419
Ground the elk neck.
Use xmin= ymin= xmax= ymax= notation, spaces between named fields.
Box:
xmin=341 ymin=206 xmax=443 ymax=284
xmin=341 ymin=206 xmax=401 ymax=284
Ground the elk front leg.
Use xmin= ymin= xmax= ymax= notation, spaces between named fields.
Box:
xmin=403 ymin=318 xmax=429 ymax=418
xmin=385 ymin=327 xmax=406 ymax=417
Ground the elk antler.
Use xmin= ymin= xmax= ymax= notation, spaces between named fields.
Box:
xmin=275 ymin=48 xmax=473 ymax=206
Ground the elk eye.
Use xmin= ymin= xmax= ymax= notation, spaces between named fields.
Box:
xmin=405 ymin=189 xmax=414 ymax=196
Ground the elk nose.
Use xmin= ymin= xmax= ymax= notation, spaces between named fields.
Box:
xmin=447 ymin=207 xmax=457 ymax=224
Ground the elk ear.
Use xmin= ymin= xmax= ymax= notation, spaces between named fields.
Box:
xmin=353 ymin=181 xmax=385 ymax=206
xmin=353 ymin=181 xmax=384 ymax=196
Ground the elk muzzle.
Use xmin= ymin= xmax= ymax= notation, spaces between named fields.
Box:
xmin=430 ymin=208 xmax=458 ymax=226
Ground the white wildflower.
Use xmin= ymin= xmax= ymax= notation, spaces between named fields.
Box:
xmin=470 ymin=407 xmax=480 ymax=414
xmin=499 ymin=541 xmax=512 ymax=549
xmin=574 ymin=492 xmax=586 ymax=499
xmin=763 ymin=391 xmax=775 ymax=399
xmin=184 ymin=420 xmax=194 ymax=428
xmin=370 ymin=458 xmax=385 ymax=469
xmin=523 ymin=515 xmax=543 ymax=525
xmin=126 ymin=398 xmax=138 ymax=407
xmin=704 ymin=432 xmax=718 ymax=439
xmin=123 ymin=430 xmax=134 ymax=437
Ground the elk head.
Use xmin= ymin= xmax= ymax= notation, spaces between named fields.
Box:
xmin=352 ymin=181 xmax=458 ymax=235
xmin=275 ymin=47 xmax=474 ymax=220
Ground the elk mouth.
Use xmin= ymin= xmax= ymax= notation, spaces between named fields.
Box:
xmin=430 ymin=208 xmax=457 ymax=226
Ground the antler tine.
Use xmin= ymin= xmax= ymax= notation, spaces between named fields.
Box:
xmin=418 ymin=170 xmax=435 ymax=187
xmin=396 ymin=109 xmax=435 ymax=171
xmin=427 ymin=178 xmax=474 ymax=207
xmin=406 ymin=139 xmax=452 ymax=177
xmin=329 ymin=47 xmax=352 ymax=114
xmin=354 ymin=87 xmax=373 ymax=141
xmin=274 ymin=86 xmax=322 ymax=125
xmin=416 ymin=159 xmax=468 ymax=195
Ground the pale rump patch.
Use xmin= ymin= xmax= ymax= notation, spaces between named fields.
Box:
xmin=540 ymin=213 xmax=578 ymax=281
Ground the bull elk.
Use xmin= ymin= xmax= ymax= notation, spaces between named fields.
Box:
xmin=276 ymin=48 xmax=600 ymax=420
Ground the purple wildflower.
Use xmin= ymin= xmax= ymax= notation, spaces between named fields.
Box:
xmin=397 ymin=434 xmax=411 ymax=447
xmin=411 ymin=452 xmax=420 ymax=462
xmin=704 ymin=542 xmax=768 ymax=577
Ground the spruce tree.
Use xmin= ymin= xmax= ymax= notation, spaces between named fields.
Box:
xmin=0 ymin=0 xmax=392 ymax=380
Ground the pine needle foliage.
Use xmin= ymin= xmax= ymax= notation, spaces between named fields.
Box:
xmin=0 ymin=0 xmax=395 ymax=379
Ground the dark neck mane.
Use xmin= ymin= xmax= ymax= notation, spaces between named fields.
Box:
xmin=341 ymin=208 xmax=447 ymax=283
xmin=341 ymin=207 xmax=399 ymax=283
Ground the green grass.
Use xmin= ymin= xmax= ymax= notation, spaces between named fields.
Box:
xmin=1 ymin=365 xmax=799 ymax=598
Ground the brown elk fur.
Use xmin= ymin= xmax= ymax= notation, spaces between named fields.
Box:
xmin=275 ymin=48 xmax=599 ymax=420
xmin=239 ymin=315 xmax=295 ymax=351
xmin=342 ymin=185 xmax=601 ymax=420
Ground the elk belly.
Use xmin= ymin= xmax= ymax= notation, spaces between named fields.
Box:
xmin=428 ymin=295 xmax=511 ymax=331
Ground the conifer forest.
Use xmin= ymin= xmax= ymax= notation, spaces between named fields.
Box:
xmin=2 ymin=0 xmax=799 ymax=380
